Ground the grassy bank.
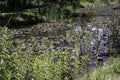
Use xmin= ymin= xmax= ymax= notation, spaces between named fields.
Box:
xmin=77 ymin=56 xmax=120 ymax=80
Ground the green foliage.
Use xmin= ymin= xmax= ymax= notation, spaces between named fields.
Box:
xmin=32 ymin=52 xmax=61 ymax=80
xmin=0 ymin=27 xmax=80 ymax=80
xmin=0 ymin=27 xmax=27 ymax=79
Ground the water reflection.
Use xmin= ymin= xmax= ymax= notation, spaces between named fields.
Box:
xmin=74 ymin=24 xmax=109 ymax=67
xmin=74 ymin=24 xmax=109 ymax=55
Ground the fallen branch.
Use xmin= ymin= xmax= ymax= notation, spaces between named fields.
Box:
xmin=4 ymin=15 xmax=13 ymax=27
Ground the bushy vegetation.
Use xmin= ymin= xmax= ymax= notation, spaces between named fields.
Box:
xmin=0 ymin=0 xmax=120 ymax=80
xmin=0 ymin=27 xmax=81 ymax=80
xmin=0 ymin=23 xmax=119 ymax=79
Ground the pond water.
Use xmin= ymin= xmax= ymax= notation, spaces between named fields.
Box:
xmin=88 ymin=55 xmax=107 ymax=68
xmin=12 ymin=16 xmax=115 ymax=68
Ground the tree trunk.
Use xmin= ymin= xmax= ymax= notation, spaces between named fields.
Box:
xmin=37 ymin=0 xmax=40 ymax=13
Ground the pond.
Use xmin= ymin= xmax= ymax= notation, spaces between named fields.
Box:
xmin=11 ymin=16 xmax=113 ymax=69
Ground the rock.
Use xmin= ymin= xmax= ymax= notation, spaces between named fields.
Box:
xmin=115 ymin=77 xmax=120 ymax=80
xmin=112 ymin=4 xmax=120 ymax=10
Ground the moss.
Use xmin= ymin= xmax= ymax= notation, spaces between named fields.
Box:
xmin=22 ymin=12 xmax=35 ymax=17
